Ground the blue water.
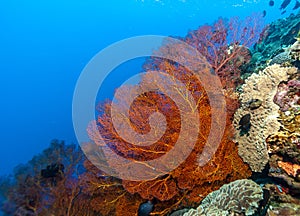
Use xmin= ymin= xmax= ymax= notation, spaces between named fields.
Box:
xmin=0 ymin=0 xmax=296 ymax=176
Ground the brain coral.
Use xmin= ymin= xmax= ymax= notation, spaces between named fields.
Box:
xmin=183 ymin=179 xmax=263 ymax=216
xmin=233 ymin=64 xmax=298 ymax=172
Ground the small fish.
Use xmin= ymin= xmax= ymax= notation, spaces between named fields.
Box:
xmin=138 ymin=201 xmax=154 ymax=216
xmin=293 ymin=0 xmax=300 ymax=10
xmin=280 ymin=0 xmax=291 ymax=10
xmin=239 ymin=113 xmax=251 ymax=136
xmin=262 ymin=10 xmax=267 ymax=17
xmin=281 ymin=10 xmax=287 ymax=14
xmin=269 ymin=0 xmax=275 ymax=6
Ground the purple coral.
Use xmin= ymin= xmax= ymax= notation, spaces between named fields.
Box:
xmin=274 ymin=79 xmax=300 ymax=111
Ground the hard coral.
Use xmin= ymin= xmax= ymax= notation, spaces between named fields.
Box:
xmin=290 ymin=38 xmax=300 ymax=61
xmin=233 ymin=65 xmax=298 ymax=172
xmin=255 ymin=13 xmax=300 ymax=58
xmin=245 ymin=12 xmax=300 ymax=74
xmin=263 ymin=183 xmax=300 ymax=216
xmin=267 ymin=131 xmax=300 ymax=162
xmin=269 ymin=37 xmax=300 ymax=66
xmin=182 ymin=179 xmax=263 ymax=216
xmin=267 ymin=94 xmax=300 ymax=164
xmin=274 ymin=79 xmax=300 ymax=112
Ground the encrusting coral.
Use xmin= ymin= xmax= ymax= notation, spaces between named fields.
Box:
xmin=262 ymin=183 xmax=300 ymax=216
xmin=182 ymin=179 xmax=263 ymax=216
xmin=233 ymin=64 xmax=298 ymax=172
xmin=267 ymin=108 xmax=300 ymax=165
xmin=274 ymin=79 xmax=300 ymax=112
xmin=267 ymin=69 xmax=300 ymax=186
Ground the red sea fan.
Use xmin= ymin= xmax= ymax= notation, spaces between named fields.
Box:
xmin=184 ymin=15 xmax=263 ymax=89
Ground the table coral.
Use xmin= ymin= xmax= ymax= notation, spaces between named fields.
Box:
xmin=233 ymin=64 xmax=298 ymax=172
xmin=182 ymin=179 xmax=263 ymax=216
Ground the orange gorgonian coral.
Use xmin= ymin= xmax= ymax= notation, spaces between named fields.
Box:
xmin=87 ymin=51 xmax=251 ymax=216
xmin=86 ymin=16 xmax=262 ymax=215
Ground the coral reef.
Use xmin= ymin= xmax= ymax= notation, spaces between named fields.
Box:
xmin=244 ymin=12 xmax=300 ymax=75
xmin=80 ymin=160 xmax=144 ymax=216
xmin=267 ymin=67 xmax=300 ymax=192
xmin=269 ymin=51 xmax=293 ymax=66
xmin=255 ymin=12 xmax=300 ymax=60
xmin=1 ymin=15 xmax=261 ymax=216
xmin=184 ymin=16 xmax=261 ymax=89
xmin=181 ymin=179 xmax=263 ymax=216
xmin=6 ymin=12 xmax=300 ymax=216
xmin=277 ymin=161 xmax=300 ymax=178
xmin=290 ymin=37 xmax=300 ymax=61
xmin=233 ymin=64 xmax=298 ymax=172
xmin=262 ymin=183 xmax=300 ymax=216
xmin=274 ymin=79 xmax=300 ymax=111
xmin=269 ymin=38 xmax=300 ymax=66
xmin=91 ymin=49 xmax=251 ymax=214
xmin=267 ymin=203 xmax=300 ymax=216
xmin=86 ymin=16 xmax=260 ymax=215
xmin=0 ymin=140 xmax=96 ymax=216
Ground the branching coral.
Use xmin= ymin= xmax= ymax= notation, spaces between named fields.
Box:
xmin=233 ymin=65 xmax=297 ymax=172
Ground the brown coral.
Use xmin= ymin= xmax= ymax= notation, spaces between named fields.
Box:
xmin=233 ymin=65 xmax=298 ymax=172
